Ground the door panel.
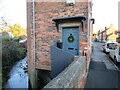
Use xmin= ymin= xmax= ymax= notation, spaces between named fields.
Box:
xmin=62 ymin=27 xmax=79 ymax=55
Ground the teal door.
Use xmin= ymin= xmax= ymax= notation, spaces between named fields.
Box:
xmin=62 ymin=26 xmax=79 ymax=55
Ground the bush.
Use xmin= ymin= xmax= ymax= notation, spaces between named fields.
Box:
xmin=12 ymin=37 xmax=20 ymax=42
xmin=1 ymin=36 xmax=27 ymax=87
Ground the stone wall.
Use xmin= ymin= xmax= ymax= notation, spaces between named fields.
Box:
xmin=44 ymin=56 xmax=86 ymax=88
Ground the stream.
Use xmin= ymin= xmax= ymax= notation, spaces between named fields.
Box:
xmin=5 ymin=57 xmax=28 ymax=89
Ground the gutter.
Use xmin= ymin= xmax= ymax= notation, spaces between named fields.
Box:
xmin=32 ymin=0 xmax=36 ymax=64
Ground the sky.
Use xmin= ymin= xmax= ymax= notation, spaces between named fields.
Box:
xmin=92 ymin=0 xmax=120 ymax=33
xmin=0 ymin=0 xmax=27 ymax=28
xmin=0 ymin=0 xmax=120 ymax=33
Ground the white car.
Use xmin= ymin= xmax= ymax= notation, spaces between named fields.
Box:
xmin=109 ymin=44 xmax=120 ymax=64
xmin=102 ymin=41 xmax=118 ymax=53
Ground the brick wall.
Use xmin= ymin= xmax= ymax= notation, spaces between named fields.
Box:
xmin=27 ymin=1 xmax=93 ymax=88
xmin=27 ymin=2 xmax=92 ymax=70
xmin=27 ymin=2 xmax=35 ymax=79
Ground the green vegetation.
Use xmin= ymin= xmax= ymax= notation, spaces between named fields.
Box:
xmin=0 ymin=19 xmax=27 ymax=88
xmin=1 ymin=36 xmax=27 ymax=87
xmin=93 ymin=33 xmax=97 ymax=36
xmin=7 ymin=24 xmax=27 ymax=37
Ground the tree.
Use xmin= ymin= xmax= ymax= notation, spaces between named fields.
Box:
xmin=93 ymin=33 xmax=97 ymax=37
xmin=0 ymin=18 xmax=27 ymax=38
xmin=7 ymin=24 xmax=27 ymax=37
xmin=0 ymin=17 xmax=9 ymax=32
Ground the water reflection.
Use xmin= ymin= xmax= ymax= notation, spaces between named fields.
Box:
xmin=5 ymin=57 xmax=28 ymax=88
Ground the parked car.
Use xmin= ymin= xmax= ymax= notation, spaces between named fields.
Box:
xmin=102 ymin=41 xmax=118 ymax=53
xmin=109 ymin=44 xmax=120 ymax=64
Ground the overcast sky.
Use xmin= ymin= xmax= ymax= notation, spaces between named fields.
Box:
xmin=92 ymin=0 xmax=120 ymax=33
xmin=0 ymin=0 xmax=27 ymax=28
xmin=0 ymin=0 xmax=120 ymax=33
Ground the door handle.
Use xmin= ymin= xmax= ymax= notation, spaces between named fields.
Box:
xmin=68 ymin=48 xmax=78 ymax=50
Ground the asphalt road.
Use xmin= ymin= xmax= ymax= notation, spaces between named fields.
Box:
xmin=85 ymin=42 xmax=120 ymax=88
xmin=117 ymin=65 xmax=120 ymax=70
xmin=98 ymin=42 xmax=120 ymax=71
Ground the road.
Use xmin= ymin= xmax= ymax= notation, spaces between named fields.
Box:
xmin=85 ymin=42 xmax=120 ymax=88
xmin=117 ymin=64 xmax=120 ymax=71
xmin=98 ymin=42 xmax=120 ymax=71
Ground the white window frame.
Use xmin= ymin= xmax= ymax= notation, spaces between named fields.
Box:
xmin=66 ymin=0 xmax=75 ymax=4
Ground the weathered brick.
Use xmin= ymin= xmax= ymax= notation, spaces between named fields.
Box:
xmin=27 ymin=1 xmax=93 ymax=88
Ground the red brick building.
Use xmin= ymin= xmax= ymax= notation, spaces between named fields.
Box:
xmin=27 ymin=0 xmax=94 ymax=88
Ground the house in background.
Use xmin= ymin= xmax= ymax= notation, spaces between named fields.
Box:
xmin=102 ymin=26 xmax=109 ymax=42
xmin=97 ymin=24 xmax=118 ymax=42
xmin=27 ymin=0 xmax=94 ymax=89
xmin=97 ymin=28 xmax=103 ymax=42
xmin=106 ymin=24 xmax=118 ymax=41
xmin=116 ymin=30 xmax=120 ymax=43
xmin=115 ymin=30 xmax=120 ymax=36
xmin=0 ymin=31 xmax=14 ymax=38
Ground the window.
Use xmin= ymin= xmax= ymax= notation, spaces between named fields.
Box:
xmin=107 ymin=43 xmax=117 ymax=49
xmin=66 ymin=0 xmax=75 ymax=4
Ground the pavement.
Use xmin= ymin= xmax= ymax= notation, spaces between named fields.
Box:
xmin=84 ymin=42 xmax=120 ymax=88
